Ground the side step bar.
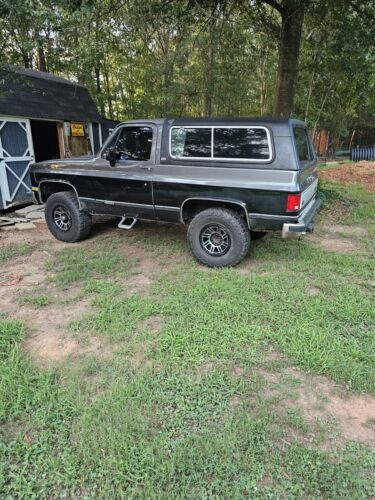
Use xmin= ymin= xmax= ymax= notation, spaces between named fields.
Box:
xmin=118 ymin=217 xmax=138 ymax=230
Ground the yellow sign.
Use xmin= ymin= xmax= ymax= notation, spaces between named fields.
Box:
xmin=71 ymin=123 xmax=85 ymax=137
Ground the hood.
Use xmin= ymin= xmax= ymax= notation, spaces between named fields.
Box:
xmin=30 ymin=155 xmax=96 ymax=171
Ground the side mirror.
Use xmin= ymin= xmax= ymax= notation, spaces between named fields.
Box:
xmin=106 ymin=147 xmax=117 ymax=167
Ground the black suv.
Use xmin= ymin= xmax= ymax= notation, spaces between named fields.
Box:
xmin=30 ymin=118 xmax=320 ymax=267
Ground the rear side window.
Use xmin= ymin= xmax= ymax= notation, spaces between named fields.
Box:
xmin=293 ymin=127 xmax=312 ymax=162
xmin=170 ymin=126 xmax=272 ymax=161
xmin=214 ymin=128 xmax=270 ymax=160
xmin=171 ymin=127 xmax=211 ymax=158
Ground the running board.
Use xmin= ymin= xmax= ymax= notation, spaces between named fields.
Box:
xmin=118 ymin=217 xmax=138 ymax=230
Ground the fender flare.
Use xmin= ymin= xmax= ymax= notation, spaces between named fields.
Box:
xmin=38 ymin=180 xmax=82 ymax=209
xmin=180 ymin=197 xmax=250 ymax=228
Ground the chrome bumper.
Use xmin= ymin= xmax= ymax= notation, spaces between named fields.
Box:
xmin=282 ymin=197 xmax=321 ymax=238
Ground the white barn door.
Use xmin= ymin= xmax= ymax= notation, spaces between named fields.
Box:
xmin=0 ymin=117 xmax=34 ymax=209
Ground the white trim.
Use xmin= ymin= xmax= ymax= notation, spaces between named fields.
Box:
xmin=169 ymin=125 xmax=273 ymax=163
xmin=88 ymin=123 xmax=94 ymax=154
xmin=59 ymin=124 xmax=66 ymax=157
xmin=0 ymin=114 xmax=63 ymax=123
xmin=98 ymin=122 xmax=103 ymax=147
xmin=0 ymin=117 xmax=34 ymax=208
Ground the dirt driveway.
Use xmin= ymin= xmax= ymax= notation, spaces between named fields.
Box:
xmin=1 ymin=208 xmax=374 ymax=454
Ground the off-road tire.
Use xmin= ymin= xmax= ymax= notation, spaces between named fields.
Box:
xmin=250 ymin=231 xmax=267 ymax=240
xmin=187 ymin=208 xmax=250 ymax=267
xmin=45 ymin=191 xmax=92 ymax=243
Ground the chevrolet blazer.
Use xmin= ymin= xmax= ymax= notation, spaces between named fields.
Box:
xmin=30 ymin=117 xmax=321 ymax=267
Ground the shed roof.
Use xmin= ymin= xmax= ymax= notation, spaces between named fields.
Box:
xmin=0 ymin=65 xmax=101 ymax=122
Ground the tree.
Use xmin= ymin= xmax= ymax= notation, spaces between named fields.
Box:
xmin=261 ymin=0 xmax=310 ymax=117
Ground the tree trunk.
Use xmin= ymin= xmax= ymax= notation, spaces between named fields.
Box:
xmin=21 ymin=48 xmax=32 ymax=69
xmin=103 ymin=65 xmax=113 ymax=120
xmin=36 ymin=45 xmax=47 ymax=72
xmin=204 ymin=25 xmax=215 ymax=117
xmin=274 ymin=1 xmax=306 ymax=116
xmin=259 ymin=54 xmax=268 ymax=116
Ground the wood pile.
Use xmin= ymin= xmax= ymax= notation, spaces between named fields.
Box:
xmin=0 ymin=205 xmax=45 ymax=231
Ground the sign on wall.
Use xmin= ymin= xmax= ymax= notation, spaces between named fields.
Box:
xmin=71 ymin=122 xmax=85 ymax=137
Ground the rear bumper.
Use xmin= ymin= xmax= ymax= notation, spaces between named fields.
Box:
xmin=282 ymin=198 xmax=321 ymax=238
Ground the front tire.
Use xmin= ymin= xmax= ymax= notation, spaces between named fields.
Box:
xmin=45 ymin=191 xmax=92 ymax=242
xmin=187 ymin=208 xmax=250 ymax=267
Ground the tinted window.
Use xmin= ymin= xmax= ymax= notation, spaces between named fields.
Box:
xmin=293 ymin=127 xmax=312 ymax=162
xmin=171 ymin=128 xmax=211 ymax=158
xmin=214 ymin=128 xmax=270 ymax=160
xmin=115 ymin=126 xmax=153 ymax=161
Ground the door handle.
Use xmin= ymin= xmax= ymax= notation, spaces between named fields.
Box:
xmin=140 ymin=165 xmax=153 ymax=170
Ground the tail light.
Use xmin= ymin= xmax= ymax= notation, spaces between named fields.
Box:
xmin=286 ymin=193 xmax=301 ymax=212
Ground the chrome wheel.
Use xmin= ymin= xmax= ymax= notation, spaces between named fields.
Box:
xmin=200 ymin=224 xmax=231 ymax=256
xmin=53 ymin=205 xmax=72 ymax=231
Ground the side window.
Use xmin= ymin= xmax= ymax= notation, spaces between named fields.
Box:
xmin=171 ymin=127 xmax=211 ymax=158
xmin=115 ymin=126 xmax=153 ymax=161
xmin=213 ymin=128 xmax=270 ymax=160
xmin=170 ymin=126 xmax=271 ymax=161
xmin=101 ymin=130 xmax=120 ymax=159
xmin=293 ymin=127 xmax=312 ymax=162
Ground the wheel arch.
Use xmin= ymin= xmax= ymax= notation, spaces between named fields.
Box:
xmin=38 ymin=180 xmax=81 ymax=208
xmin=180 ymin=197 xmax=250 ymax=228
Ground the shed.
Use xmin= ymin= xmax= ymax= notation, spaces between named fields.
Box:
xmin=0 ymin=65 xmax=117 ymax=210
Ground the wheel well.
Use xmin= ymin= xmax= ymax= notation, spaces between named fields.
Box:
xmin=39 ymin=182 xmax=77 ymax=203
xmin=181 ymin=199 xmax=249 ymax=226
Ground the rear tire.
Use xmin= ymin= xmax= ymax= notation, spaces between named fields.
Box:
xmin=187 ymin=208 xmax=250 ymax=267
xmin=45 ymin=191 xmax=92 ymax=242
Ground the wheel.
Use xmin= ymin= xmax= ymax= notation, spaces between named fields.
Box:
xmin=187 ymin=208 xmax=250 ymax=267
xmin=45 ymin=191 xmax=92 ymax=243
xmin=250 ymin=231 xmax=267 ymax=240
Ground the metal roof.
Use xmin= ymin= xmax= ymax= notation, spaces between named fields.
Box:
xmin=0 ymin=65 xmax=101 ymax=122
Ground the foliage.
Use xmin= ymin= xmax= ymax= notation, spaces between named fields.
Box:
xmin=0 ymin=0 xmax=373 ymax=134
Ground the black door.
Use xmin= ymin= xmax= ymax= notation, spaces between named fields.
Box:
xmin=80 ymin=124 xmax=156 ymax=219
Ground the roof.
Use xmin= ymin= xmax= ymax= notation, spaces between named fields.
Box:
xmin=115 ymin=117 xmax=305 ymax=137
xmin=0 ymin=65 xmax=101 ymax=122
xmin=116 ymin=117 xmax=306 ymax=127
xmin=170 ymin=116 xmax=291 ymax=124
xmin=169 ymin=117 xmax=306 ymax=128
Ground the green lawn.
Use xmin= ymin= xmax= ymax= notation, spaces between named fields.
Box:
xmin=0 ymin=181 xmax=374 ymax=497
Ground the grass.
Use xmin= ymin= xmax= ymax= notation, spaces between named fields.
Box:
xmin=0 ymin=181 xmax=375 ymax=497
xmin=21 ymin=293 xmax=50 ymax=308
xmin=318 ymin=180 xmax=375 ymax=223
xmin=0 ymin=242 xmax=35 ymax=263
xmin=45 ymin=234 xmax=127 ymax=285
